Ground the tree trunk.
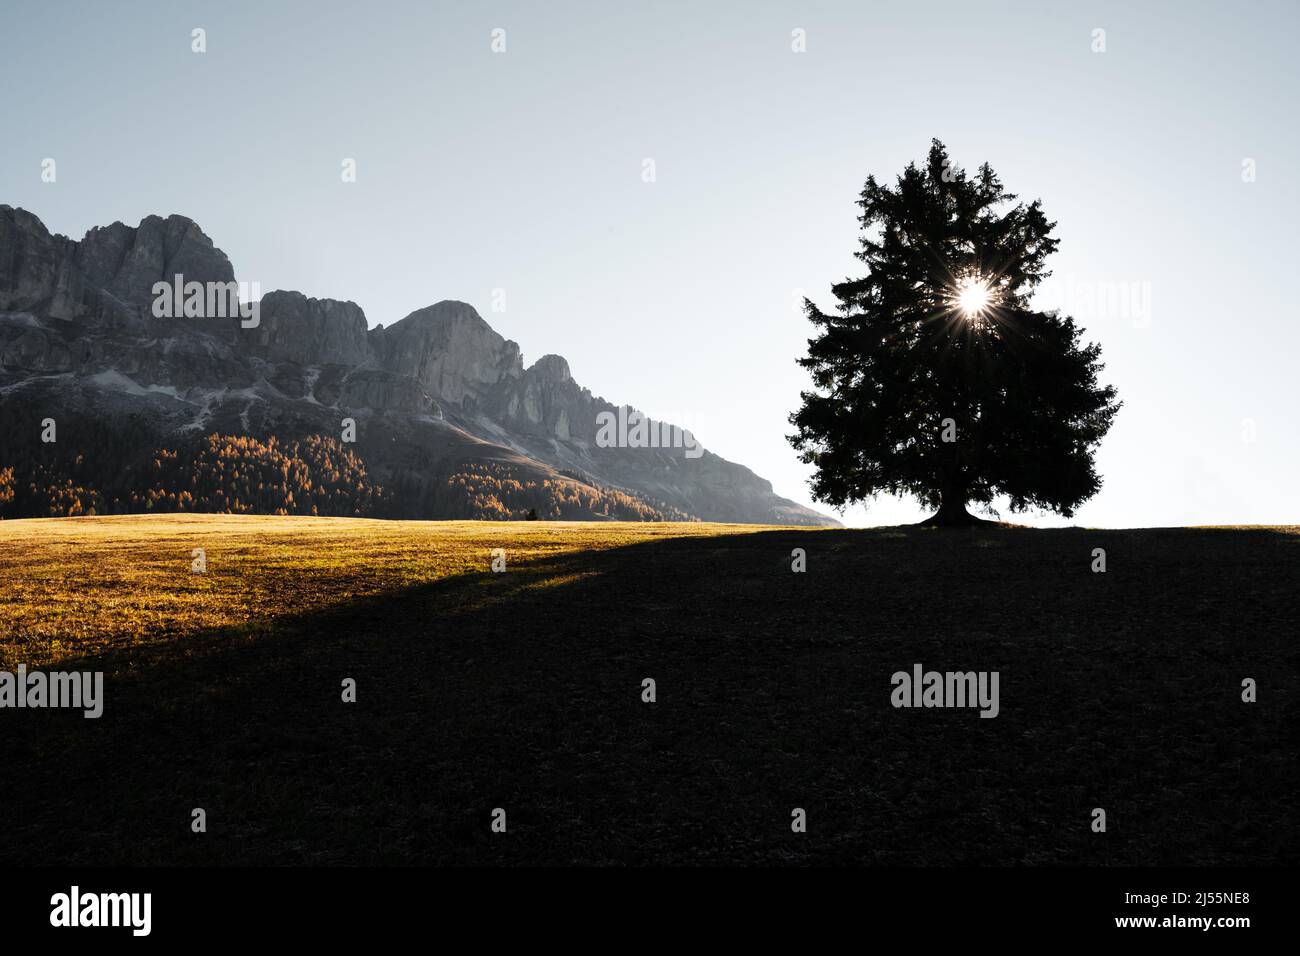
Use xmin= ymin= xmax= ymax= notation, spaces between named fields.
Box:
xmin=920 ymin=495 xmax=982 ymax=527
xmin=919 ymin=473 xmax=986 ymax=527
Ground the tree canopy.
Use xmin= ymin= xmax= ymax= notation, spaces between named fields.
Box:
xmin=789 ymin=140 xmax=1120 ymax=525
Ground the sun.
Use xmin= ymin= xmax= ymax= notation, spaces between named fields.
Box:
xmin=952 ymin=275 xmax=995 ymax=320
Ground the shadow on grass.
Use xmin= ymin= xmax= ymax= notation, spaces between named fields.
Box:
xmin=1 ymin=525 xmax=1296 ymax=865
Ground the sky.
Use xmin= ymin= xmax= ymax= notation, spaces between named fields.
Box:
xmin=2 ymin=0 xmax=1296 ymax=527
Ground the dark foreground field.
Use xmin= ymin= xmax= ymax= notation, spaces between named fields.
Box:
xmin=0 ymin=516 xmax=1295 ymax=865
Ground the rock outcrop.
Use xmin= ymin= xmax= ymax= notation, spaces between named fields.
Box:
xmin=255 ymin=291 xmax=373 ymax=367
xmin=375 ymin=300 xmax=524 ymax=409
xmin=0 ymin=206 xmax=235 ymax=332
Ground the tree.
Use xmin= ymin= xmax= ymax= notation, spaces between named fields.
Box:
xmin=789 ymin=140 xmax=1120 ymax=526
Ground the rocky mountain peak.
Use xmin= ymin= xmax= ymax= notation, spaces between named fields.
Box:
xmin=376 ymin=300 xmax=523 ymax=407
xmin=528 ymin=353 xmax=572 ymax=383
xmin=76 ymin=213 xmax=235 ymax=310
xmin=255 ymin=291 xmax=372 ymax=367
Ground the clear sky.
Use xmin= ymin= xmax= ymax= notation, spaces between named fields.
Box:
xmin=3 ymin=0 xmax=1296 ymax=526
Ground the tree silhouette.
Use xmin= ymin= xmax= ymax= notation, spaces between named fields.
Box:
xmin=790 ymin=140 xmax=1120 ymax=526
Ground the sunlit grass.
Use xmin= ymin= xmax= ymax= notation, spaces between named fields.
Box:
xmin=0 ymin=514 xmax=797 ymax=668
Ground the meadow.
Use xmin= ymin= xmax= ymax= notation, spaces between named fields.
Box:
xmin=0 ymin=515 xmax=1295 ymax=865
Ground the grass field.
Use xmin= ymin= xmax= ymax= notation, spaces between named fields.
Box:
xmin=0 ymin=514 xmax=1295 ymax=865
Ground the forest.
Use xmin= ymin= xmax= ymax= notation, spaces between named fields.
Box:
xmin=0 ymin=432 xmax=694 ymax=523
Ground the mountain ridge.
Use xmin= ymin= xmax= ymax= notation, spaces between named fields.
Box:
xmin=0 ymin=205 xmax=838 ymax=526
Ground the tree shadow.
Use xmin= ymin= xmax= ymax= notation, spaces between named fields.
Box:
xmin=0 ymin=524 xmax=1295 ymax=866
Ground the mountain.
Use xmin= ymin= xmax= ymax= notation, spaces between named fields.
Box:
xmin=0 ymin=206 xmax=837 ymax=525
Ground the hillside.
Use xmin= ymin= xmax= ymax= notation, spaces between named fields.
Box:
xmin=0 ymin=515 xmax=1294 ymax=865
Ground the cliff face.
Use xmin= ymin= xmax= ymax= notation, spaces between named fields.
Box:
xmin=376 ymin=301 xmax=524 ymax=408
xmin=255 ymin=292 xmax=373 ymax=367
xmin=0 ymin=207 xmax=236 ymax=329
xmin=0 ymin=206 xmax=838 ymax=526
